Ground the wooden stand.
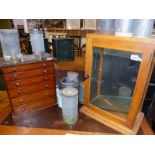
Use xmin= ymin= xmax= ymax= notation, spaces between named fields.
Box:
xmin=80 ymin=106 xmax=144 ymax=135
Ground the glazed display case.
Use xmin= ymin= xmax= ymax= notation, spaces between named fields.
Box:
xmin=80 ymin=34 xmax=155 ymax=134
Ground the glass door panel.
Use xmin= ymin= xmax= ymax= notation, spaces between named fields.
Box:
xmin=90 ymin=47 xmax=142 ymax=118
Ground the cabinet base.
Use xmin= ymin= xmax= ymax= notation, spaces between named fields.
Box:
xmin=80 ymin=106 xmax=144 ymax=135
xmin=12 ymin=104 xmax=57 ymax=121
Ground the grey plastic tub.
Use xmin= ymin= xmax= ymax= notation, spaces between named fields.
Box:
xmin=115 ymin=19 xmax=134 ymax=37
xmin=133 ymin=19 xmax=154 ymax=38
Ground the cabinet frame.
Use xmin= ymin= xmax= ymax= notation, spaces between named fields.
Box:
xmin=80 ymin=34 xmax=155 ymax=134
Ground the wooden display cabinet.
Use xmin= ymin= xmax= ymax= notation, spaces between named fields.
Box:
xmin=80 ymin=33 xmax=155 ymax=134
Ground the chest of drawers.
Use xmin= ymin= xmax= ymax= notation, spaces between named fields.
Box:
xmin=1 ymin=59 xmax=56 ymax=119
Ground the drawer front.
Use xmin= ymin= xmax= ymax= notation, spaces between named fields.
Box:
xmin=8 ymin=80 xmax=55 ymax=98
xmin=4 ymin=67 xmax=54 ymax=81
xmin=11 ymin=89 xmax=56 ymax=106
xmin=13 ymin=97 xmax=56 ymax=115
xmin=6 ymin=74 xmax=54 ymax=89
xmin=1 ymin=60 xmax=54 ymax=74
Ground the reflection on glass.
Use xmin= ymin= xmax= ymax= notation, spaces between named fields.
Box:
xmin=90 ymin=47 xmax=142 ymax=114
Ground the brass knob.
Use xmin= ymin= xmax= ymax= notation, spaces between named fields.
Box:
xmin=12 ymin=68 xmax=16 ymax=72
xmin=44 ymin=70 xmax=47 ymax=74
xmin=45 ymin=84 xmax=49 ymax=88
xmin=84 ymin=74 xmax=89 ymax=81
xmin=19 ymin=99 xmax=23 ymax=102
xmin=13 ymin=74 xmax=18 ymax=78
xmin=21 ymin=107 xmax=25 ymax=112
xmin=43 ymin=63 xmax=46 ymax=67
xmin=16 ymin=82 xmax=20 ymax=86
xmin=17 ymin=90 xmax=21 ymax=94
xmin=44 ymin=77 xmax=48 ymax=81
xmin=46 ymin=91 xmax=49 ymax=96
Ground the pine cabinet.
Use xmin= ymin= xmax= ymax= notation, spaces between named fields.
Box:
xmin=80 ymin=34 xmax=155 ymax=134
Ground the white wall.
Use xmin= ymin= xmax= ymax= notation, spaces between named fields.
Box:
xmin=13 ymin=19 xmax=29 ymax=33
xmin=13 ymin=19 xmax=24 ymax=28
xmin=23 ymin=19 xmax=29 ymax=33
xmin=83 ymin=19 xmax=97 ymax=29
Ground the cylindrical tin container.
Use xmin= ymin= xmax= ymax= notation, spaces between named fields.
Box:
xmin=0 ymin=29 xmax=21 ymax=61
xmin=115 ymin=19 xmax=134 ymax=37
xmin=98 ymin=19 xmax=115 ymax=33
xmin=133 ymin=19 xmax=154 ymax=38
xmin=60 ymin=76 xmax=79 ymax=90
xmin=61 ymin=87 xmax=78 ymax=125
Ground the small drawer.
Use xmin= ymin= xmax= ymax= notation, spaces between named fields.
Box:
xmin=1 ymin=60 xmax=54 ymax=74
xmin=11 ymin=89 xmax=56 ymax=106
xmin=4 ymin=67 xmax=54 ymax=81
xmin=13 ymin=97 xmax=56 ymax=115
xmin=6 ymin=74 xmax=55 ymax=89
xmin=8 ymin=81 xmax=55 ymax=98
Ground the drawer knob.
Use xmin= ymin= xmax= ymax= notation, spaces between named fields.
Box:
xmin=44 ymin=77 xmax=48 ymax=81
xmin=43 ymin=63 xmax=46 ymax=67
xmin=19 ymin=99 xmax=23 ymax=102
xmin=21 ymin=107 xmax=25 ymax=112
xmin=17 ymin=90 xmax=21 ymax=94
xmin=44 ymin=70 xmax=47 ymax=74
xmin=12 ymin=68 xmax=16 ymax=72
xmin=16 ymin=82 xmax=20 ymax=86
xmin=13 ymin=74 xmax=18 ymax=78
xmin=45 ymin=84 xmax=49 ymax=88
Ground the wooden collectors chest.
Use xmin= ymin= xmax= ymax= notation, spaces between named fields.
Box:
xmin=1 ymin=59 xmax=56 ymax=119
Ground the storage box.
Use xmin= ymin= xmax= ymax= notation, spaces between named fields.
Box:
xmin=52 ymin=38 xmax=74 ymax=61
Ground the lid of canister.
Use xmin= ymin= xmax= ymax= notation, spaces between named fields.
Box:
xmin=61 ymin=87 xmax=78 ymax=96
xmin=67 ymin=71 xmax=79 ymax=77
